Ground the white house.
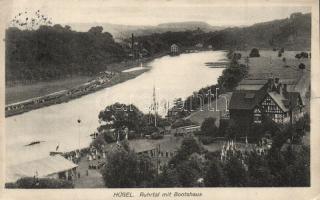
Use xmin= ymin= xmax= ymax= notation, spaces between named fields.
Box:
xmin=6 ymin=155 xmax=78 ymax=183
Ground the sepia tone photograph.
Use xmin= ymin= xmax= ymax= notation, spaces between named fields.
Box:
xmin=0 ymin=0 xmax=319 ymax=198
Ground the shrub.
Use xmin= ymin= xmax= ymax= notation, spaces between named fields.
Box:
xmin=200 ymin=117 xmax=218 ymax=136
xmin=198 ymin=135 xmax=215 ymax=145
xmin=295 ymin=54 xmax=302 ymax=59
xmin=5 ymin=182 xmax=18 ymax=188
xmin=249 ymin=48 xmax=260 ymax=57
xmin=14 ymin=177 xmax=74 ymax=188
xmin=299 ymin=63 xmax=306 ymax=69
xmin=171 ymin=119 xmax=194 ymax=129
xmin=151 ymin=132 xmax=164 ymax=139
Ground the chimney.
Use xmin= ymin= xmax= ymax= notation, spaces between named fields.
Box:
xmin=277 ymin=83 xmax=282 ymax=94
xmin=267 ymin=78 xmax=273 ymax=90
xmin=282 ymin=84 xmax=288 ymax=97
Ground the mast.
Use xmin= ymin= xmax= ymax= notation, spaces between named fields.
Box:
xmin=153 ymin=85 xmax=157 ymax=127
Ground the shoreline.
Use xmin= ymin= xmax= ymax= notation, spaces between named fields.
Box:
xmin=5 ymin=53 xmax=168 ymax=117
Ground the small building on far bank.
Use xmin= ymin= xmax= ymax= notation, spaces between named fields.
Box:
xmin=6 ymin=155 xmax=78 ymax=183
xmin=170 ymin=44 xmax=179 ymax=55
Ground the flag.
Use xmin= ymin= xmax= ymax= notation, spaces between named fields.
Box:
xmin=245 ymin=136 xmax=248 ymax=146
xmin=56 ymin=144 xmax=59 ymax=151
xmin=116 ymin=132 xmax=120 ymax=146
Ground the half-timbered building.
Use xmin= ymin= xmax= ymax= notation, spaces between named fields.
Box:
xmin=229 ymin=78 xmax=304 ymax=128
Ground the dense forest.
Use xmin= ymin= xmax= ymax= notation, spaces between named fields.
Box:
xmin=5 ymin=25 xmax=126 ymax=84
xmin=5 ymin=12 xmax=310 ymax=85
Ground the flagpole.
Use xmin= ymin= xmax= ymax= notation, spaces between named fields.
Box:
xmin=77 ymin=118 xmax=81 ymax=151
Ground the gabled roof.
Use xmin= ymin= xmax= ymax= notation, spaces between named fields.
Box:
xmin=267 ymin=91 xmax=302 ymax=112
xmin=229 ymin=89 xmax=267 ymax=110
xmin=6 ymin=155 xmax=77 ymax=183
xmin=268 ymin=91 xmax=289 ymax=112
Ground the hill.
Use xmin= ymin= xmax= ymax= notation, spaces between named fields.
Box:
xmin=205 ymin=12 xmax=311 ymax=50
xmin=67 ymin=21 xmax=225 ymax=40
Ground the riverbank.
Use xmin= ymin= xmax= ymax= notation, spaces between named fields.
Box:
xmin=6 ymin=52 xmax=167 ymax=105
xmin=5 ymin=68 xmax=149 ymax=117
xmin=5 ymin=55 xmax=168 ymax=117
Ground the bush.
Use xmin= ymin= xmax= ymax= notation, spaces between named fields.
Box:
xmin=151 ymin=132 xmax=164 ymax=139
xmin=249 ymin=48 xmax=260 ymax=57
xmin=295 ymin=52 xmax=308 ymax=59
xmin=198 ymin=135 xmax=215 ymax=145
xmin=14 ymin=177 xmax=74 ymax=188
xmin=299 ymin=63 xmax=306 ymax=69
xmin=5 ymin=182 xmax=18 ymax=188
xmin=200 ymin=117 xmax=218 ymax=136
xmin=295 ymin=54 xmax=302 ymax=59
xmin=171 ymin=119 xmax=194 ymax=129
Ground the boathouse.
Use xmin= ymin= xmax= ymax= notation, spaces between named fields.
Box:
xmin=229 ymin=77 xmax=304 ymax=128
xmin=6 ymin=155 xmax=78 ymax=183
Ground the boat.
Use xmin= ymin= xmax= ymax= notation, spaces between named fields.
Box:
xmin=25 ymin=140 xmax=43 ymax=146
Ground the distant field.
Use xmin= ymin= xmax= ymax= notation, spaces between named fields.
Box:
xmin=238 ymin=50 xmax=310 ymax=80
xmin=5 ymin=76 xmax=92 ymax=104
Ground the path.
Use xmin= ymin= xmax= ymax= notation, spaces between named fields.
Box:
xmin=74 ymin=157 xmax=105 ymax=188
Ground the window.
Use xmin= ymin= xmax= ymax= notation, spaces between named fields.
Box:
xmin=253 ymin=108 xmax=262 ymax=123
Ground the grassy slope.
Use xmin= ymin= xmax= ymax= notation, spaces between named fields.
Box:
xmin=5 ymin=76 xmax=92 ymax=104
xmin=238 ymin=50 xmax=310 ymax=80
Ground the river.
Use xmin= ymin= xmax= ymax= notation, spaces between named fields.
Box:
xmin=5 ymin=51 xmax=226 ymax=171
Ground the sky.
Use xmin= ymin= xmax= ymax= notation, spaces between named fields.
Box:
xmin=8 ymin=0 xmax=311 ymax=27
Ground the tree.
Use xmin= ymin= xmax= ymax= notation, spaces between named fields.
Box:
xmin=176 ymin=159 xmax=202 ymax=187
xmin=223 ymin=156 xmax=248 ymax=186
xmin=101 ymin=147 xmax=155 ymax=188
xmin=249 ymin=48 xmax=260 ymax=57
xmin=88 ymin=26 xmax=103 ymax=35
xmin=201 ymin=117 xmax=218 ymax=136
xmin=299 ymin=63 xmax=306 ymax=69
xmin=155 ymin=165 xmax=181 ymax=187
xmin=169 ymin=137 xmax=201 ymax=166
xmin=204 ymin=159 xmax=227 ymax=187
xmin=98 ymin=103 xmax=146 ymax=136
xmin=285 ymin=146 xmax=310 ymax=186
xmin=90 ymin=133 xmax=106 ymax=151
xmin=246 ymin=152 xmax=274 ymax=186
